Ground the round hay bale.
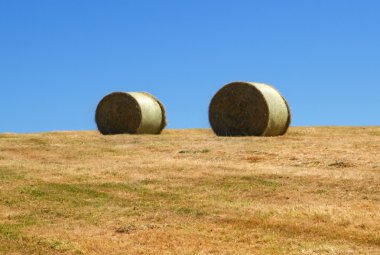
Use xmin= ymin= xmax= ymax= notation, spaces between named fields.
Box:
xmin=95 ymin=92 xmax=166 ymax=135
xmin=209 ymin=82 xmax=291 ymax=136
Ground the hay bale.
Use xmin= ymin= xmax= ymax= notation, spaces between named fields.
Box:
xmin=95 ymin=92 xmax=166 ymax=135
xmin=209 ymin=82 xmax=291 ymax=136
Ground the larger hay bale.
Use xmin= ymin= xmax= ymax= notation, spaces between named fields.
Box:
xmin=209 ymin=82 xmax=291 ymax=136
xmin=96 ymin=92 xmax=166 ymax=135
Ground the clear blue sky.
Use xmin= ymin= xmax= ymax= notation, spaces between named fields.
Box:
xmin=0 ymin=0 xmax=379 ymax=133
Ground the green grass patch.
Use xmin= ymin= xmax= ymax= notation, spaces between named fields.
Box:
xmin=200 ymin=175 xmax=282 ymax=191
xmin=175 ymin=207 xmax=206 ymax=217
xmin=18 ymin=181 xmax=182 ymax=219
xmin=0 ymin=167 xmax=24 ymax=181
xmin=0 ymin=224 xmax=20 ymax=240
xmin=178 ymin=148 xmax=210 ymax=154
xmin=35 ymin=238 xmax=84 ymax=254
xmin=239 ymin=176 xmax=282 ymax=187
xmin=98 ymin=181 xmax=181 ymax=201
xmin=0 ymin=225 xmax=84 ymax=254
xmin=21 ymin=183 xmax=111 ymax=207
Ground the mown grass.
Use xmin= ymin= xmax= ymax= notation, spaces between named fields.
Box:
xmin=0 ymin=127 xmax=379 ymax=254
xmin=0 ymin=167 xmax=25 ymax=181
xmin=0 ymin=223 xmax=20 ymax=240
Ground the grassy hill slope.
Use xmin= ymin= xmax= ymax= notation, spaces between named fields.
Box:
xmin=0 ymin=127 xmax=379 ymax=254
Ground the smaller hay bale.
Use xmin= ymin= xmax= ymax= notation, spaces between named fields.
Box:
xmin=209 ymin=82 xmax=291 ymax=136
xmin=95 ymin=92 xmax=166 ymax=135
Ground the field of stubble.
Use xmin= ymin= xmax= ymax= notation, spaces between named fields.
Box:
xmin=0 ymin=127 xmax=379 ymax=254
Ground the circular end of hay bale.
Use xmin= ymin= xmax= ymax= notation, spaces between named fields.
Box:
xmin=95 ymin=92 xmax=142 ymax=135
xmin=209 ymin=82 xmax=291 ymax=136
xmin=95 ymin=92 xmax=166 ymax=135
xmin=209 ymin=82 xmax=269 ymax=136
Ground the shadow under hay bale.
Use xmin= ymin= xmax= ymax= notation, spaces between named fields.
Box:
xmin=95 ymin=92 xmax=166 ymax=135
xmin=209 ymin=82 xmax=291 ymax=136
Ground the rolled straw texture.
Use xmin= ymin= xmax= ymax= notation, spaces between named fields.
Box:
xmin=96 ymin=92 xmax=166 ymax=135
xmin=209 ymin=82 xmax=291 ymax=136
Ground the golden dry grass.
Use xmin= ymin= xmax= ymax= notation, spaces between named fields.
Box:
xmin=0 ymin=127 xmax=379 ymax=254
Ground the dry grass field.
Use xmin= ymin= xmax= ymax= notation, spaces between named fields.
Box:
xmin=0 ymin=127 xmax=379 ymax=254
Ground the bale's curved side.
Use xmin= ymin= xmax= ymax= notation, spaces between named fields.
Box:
xmin=128 ymin=92 xmax=166 ymax=134
xmin=139 ymin=92 xmax=167 ymax=133
xmin=209 ymin=81 xmax=291 ymax=136
xmin=249 ymin=82 xmax=290 ymax=136
xmin=280 ymin=93 xmax=292 ymax=136
xmin=95 ymin=92 xmax=166 ymax=135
